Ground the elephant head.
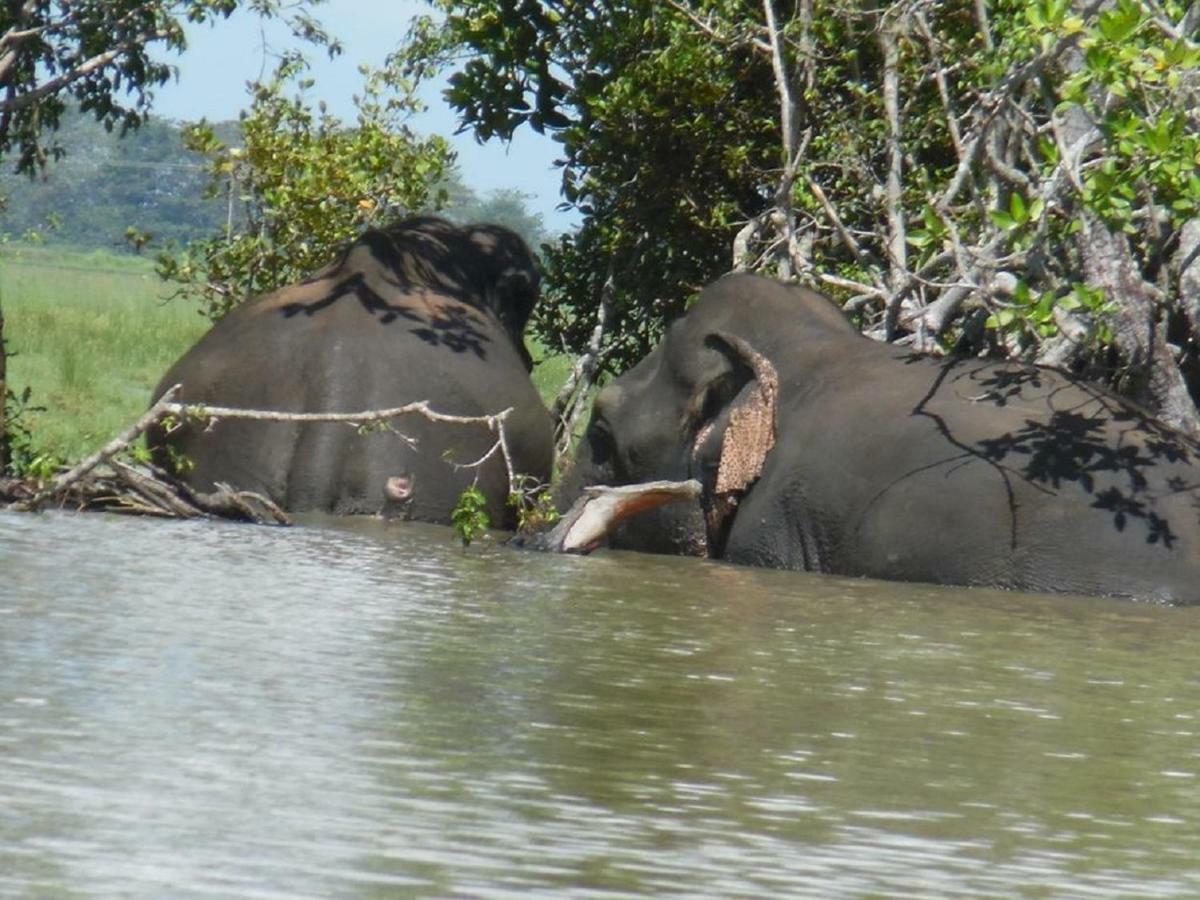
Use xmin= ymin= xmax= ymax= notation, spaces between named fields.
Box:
xmin=563 ymin=272 xmax=855 ymax=557
xmin=462 ymin=223 xmax=541 ymax=358
xmin=355 ymin=216 xmax=540 ymax=370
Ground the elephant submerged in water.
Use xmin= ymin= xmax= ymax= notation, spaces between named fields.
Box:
xmin=149 ymin=216 xmax=553 ymax=526
xmin=561 ymin=273 xmax=1200 ymax=604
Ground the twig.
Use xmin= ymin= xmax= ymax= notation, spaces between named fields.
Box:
xmin=552 ymin=263 xmax=616 ymax=460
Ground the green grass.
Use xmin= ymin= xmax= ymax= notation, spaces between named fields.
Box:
xmin=2 ymin=245 xmax=577 ymax=465
xmin=530 ymin=344 xmax=574 ymax=408
xmin=2 ymin=246 xmax=207 ymax=463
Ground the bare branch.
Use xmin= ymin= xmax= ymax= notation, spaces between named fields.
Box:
xmin=913 ymin=9 xmax=964 ymax=159
xmin=934 ymin=32 xmax=1085 ymax=213
xmin=763 ymin=0 xmax=800 ymax=279
xmin=663 ymin=0 xmax=771 ymax=55
xmin=804 ymin=175 xmax=886 ymax=290
xmin=878 ymin=14 xmax=910 ymax=338
xmin=552 ymin=267 xmax=615 ymax=460
xmin=974 ymin=0 xmax=995 ymax=51
xmin=9 ymin=386 xmax=526 ymax=521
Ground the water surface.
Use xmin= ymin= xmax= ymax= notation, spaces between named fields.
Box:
xmin=2 ymin=511 xmax=1199 ymax=896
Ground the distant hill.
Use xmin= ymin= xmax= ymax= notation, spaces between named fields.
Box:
xmin=0 ymin=112 xmax=230 ymax=252
xmin=0 ymin=110 xmax=550 ymax=256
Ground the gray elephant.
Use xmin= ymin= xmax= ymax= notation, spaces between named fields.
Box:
xmin=562 ymin=272 xmax=1200 ymax=603
xmin=149 ymin=216 xmax=554 ymax=526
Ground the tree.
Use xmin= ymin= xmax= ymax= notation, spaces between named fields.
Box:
xmin=408 ymin=0 xmax=1200 ymax=436
xmin=0 ymin=0 xmax=334 ymax=471
xmin=157 ymin=54 xmax=453 ymax=319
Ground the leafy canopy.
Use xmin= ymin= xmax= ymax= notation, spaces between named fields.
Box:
xmin=0 ymin=1 xmax=336 ymax=175
xmin=405 ymin=1 xmax=780 ymax=371
xmin=407 ymin=0 xmax=1200 ymax=410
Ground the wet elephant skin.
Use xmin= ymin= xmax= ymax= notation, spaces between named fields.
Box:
xmin=564 ymin=272 xmax=1200 ymax=604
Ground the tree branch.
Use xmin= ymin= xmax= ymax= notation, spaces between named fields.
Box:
xmin=551 ymin=266 xmax=614 ymax=460
xmin=9 ymin=386 xmax=526 ymax=521
xmin=762 ymin=0 xmax=801 ymax=279
xmin=0 ymin=30 xmax=171 ymax=116
xmin=878 ymin=14 xmax=910 ymax=339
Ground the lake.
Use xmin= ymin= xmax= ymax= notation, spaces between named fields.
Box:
xmin=2 ymin=510 xmax=1199 ymax=896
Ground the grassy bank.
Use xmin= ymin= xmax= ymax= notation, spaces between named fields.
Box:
xmin=1 ymin=246 xmax=206 ymax=463
xmin=2 ymin=246 xmax=574 ymax=466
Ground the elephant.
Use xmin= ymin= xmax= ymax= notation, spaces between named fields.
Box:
xmin=561 ymin=272 xmax=1200 ymax=604
xmin=149 ymin=216 xmax=554 ymax=526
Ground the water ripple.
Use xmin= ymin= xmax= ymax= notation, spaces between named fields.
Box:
xmin=2 ymin=511 xmax=1200 ymax=896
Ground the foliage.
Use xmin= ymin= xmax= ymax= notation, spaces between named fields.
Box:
xmin=508 ymin=474 xmax=560 ymax=534
xmin=453 ymin=474 xmax=559 ymax=547
xmin=3 ymin=377 xmax=59 ymax=482
xmin=156 ymin=53 xmax=453 ymax=319
xmin=405 ymin=1 xmax=778 ymax=372
xmin=408 ymin=0 xmax=1200 ymax=430
xmin=0 ymin=0 xmax=331 ymax=469
xmin=0 ymin=1 xmax=334 ymax=176
xmin=451 ymin=484 xmax=491 ymax=547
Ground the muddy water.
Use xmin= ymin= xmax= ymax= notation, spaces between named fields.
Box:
xmin=2 ymin=510 xmax=1199 ymax=897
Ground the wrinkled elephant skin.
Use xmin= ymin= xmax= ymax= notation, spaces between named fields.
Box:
xmin=564 ymin=273 xmax=1200 ymax=603
xmin=149 ymin=217 xmax=553 ymax=526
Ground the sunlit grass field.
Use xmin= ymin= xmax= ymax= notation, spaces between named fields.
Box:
xmin=2 ymin=245 xmax=574 ymax=464
xmin=1 ymin=247 xmax=207 ymax=462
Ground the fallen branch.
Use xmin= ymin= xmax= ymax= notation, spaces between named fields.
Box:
xmin=13 ymin=385 xmax=184 ymax=512
xmin=3 ymin=386 xmax=522 ymax=525
xmin=162 ymin=395 xmax=518 ymax=493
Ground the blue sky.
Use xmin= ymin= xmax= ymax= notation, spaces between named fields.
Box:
xmin=151 ymin=0 xmax=572 ymax=230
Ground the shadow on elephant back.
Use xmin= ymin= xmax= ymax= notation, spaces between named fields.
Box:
xmin=148 ymin=216 xmax=553 ymax=526
xmin=559 ymin=272 xmax=1200 ymax=605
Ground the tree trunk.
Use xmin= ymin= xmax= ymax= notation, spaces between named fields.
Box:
xmin=1079 ymin=214 xmax=1200 ymax=436
xmin=1055 ymin=10 xmax=1200 ymax=435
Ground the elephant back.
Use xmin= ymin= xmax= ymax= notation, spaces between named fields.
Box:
xmin=149 ymin=217 xmax=553 ymax=523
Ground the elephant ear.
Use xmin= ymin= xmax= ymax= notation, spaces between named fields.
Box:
xmin=704 ymin=332 xmax=779 ymax=497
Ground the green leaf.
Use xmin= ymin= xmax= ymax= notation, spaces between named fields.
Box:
xmin=451 ymin=486 xmax=492 ymax=548
xmin=1010 ymin=192 xmax=1028 ymax=224
xmin=990 ymin=209 xmax=1017 ymax=231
